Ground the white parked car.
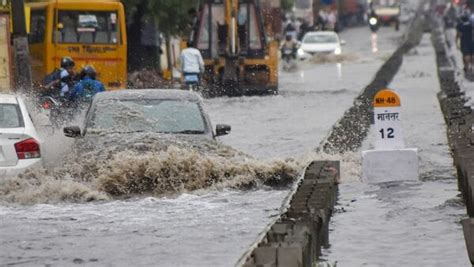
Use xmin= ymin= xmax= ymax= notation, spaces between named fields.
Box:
xmin=297 ymin=31 xmax=344 ymax=60
xmin=0 ymin=94 xmax=43 ymax=176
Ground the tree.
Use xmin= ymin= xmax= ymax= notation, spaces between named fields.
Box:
xmin=281 ymin=0 xmax=295 ymax=11
xmin=121 ymin=0 xmax=195 ymax=73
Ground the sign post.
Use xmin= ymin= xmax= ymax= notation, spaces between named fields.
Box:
xmin=362 ymin=89 xmax=419 ymax=183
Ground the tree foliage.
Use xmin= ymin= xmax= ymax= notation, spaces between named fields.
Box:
xmin=281 ymin=0 xmax=295 ymax=11
xmin=121 ymin=0 xmax=195 ymax=37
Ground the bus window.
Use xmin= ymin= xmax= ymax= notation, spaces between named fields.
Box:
xmin=29 ymin=9 xmax=46 ymax=44
xmin=55 ymin=11 xmax=119 ymax=44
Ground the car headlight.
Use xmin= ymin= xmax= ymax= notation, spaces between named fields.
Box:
xmin=369 ymin=17 xmax=378 ymax=25
xmin=334 ymin=47 xmax=342 ymax=55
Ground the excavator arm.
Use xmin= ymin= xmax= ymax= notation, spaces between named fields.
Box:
xmin=193 ymin=0 xmax=278 ymax=96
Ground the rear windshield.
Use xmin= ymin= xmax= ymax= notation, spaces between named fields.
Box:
xmin=56 ymin=10 xmax=120 ymax=44
xmin=0 ymin=104 xmax=23 ymax=128
xmin=304 ymin=34 xmax=338 ymax=44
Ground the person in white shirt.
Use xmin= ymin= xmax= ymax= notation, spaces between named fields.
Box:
xmin=180 ymin=41 xmax=205 ymax=85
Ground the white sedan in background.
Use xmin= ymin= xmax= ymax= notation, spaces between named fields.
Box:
xmin=0 ymin=94 xmax=43 ymax=176
xmin=297 ymin=31 xmax=344 ymax=60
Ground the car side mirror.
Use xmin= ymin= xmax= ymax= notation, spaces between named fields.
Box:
xmin=64 ymin=126 xmax=82 ymax=138
xmin=340 ymin=40 xmax=347 ymax=46
xmin=215 ymin=124 xmax=231 ymax=137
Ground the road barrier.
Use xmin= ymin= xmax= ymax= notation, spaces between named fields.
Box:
xmin=237 ymin=161 xmax=339 ymax=267
xmin=236 ymin=3 xmax=430 ymax=266
xmin=431 ymin=17 xmax=474 ymax=266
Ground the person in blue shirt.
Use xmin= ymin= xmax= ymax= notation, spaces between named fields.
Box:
xmin=70 ymin=65 xmax=105 ymax=102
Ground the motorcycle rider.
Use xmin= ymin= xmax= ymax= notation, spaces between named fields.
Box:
xmin=368 ymin=9 xmax=379 ymax=33
xmin=280 ymin=34 xmax=298 ymax=59
xmin=40 ymin=57 xmax=77 ymax=127
xmin=69 ymin=65 xmax=105 ymax=103
xmin=43 ymin=56 xmax=76 ymax=98
xmin=180 ymin=40 xmax=205 ymax=88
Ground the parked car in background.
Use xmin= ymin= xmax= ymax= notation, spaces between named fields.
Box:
xmin=63 ymin=89 xmax=231 ymax=140
xmin=0 ymin=94 xmax=43 ymax=176
xmin=297 ymin=31 xmax=344 ymax=60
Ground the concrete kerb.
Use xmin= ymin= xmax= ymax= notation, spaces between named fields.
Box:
xmin=432 ymin=15 xmax=474 ymax=265
xmin=236 ymin=161 xmax=339 ymax=267
xmin=462 ymin=218 xmax=474 ymax=264
xmin=237 ymin=4 xmax=429 ymax=266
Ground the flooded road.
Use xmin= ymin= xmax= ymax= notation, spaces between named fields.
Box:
xmin=207 ymin=26 xmax=403 ymax=159
xmin=323 ymin=34 xmax=470 ymax=266
xmin=1 ymin=23 xmax=457 ymax=266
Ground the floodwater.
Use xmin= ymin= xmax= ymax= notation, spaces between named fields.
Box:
xmin=2 ymin=15 xmax=466 ymax=267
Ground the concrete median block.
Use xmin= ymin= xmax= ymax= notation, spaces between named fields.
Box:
xmin=239 ymin=160 xmax=340 ymax=266
xmin=253 ymin=247 xmax=277 ymax=265
xmin=271 ymin=223 xmax=289 ymax=235
xmin=362 ymin=148 xmax=419 ymax=183
xmin=277 ymin=246 xmax=303 ymax=267
xmin=462 ymin=218 xmax=474 ymax=264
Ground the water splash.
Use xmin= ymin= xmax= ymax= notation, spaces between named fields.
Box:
xmin=309 ymin=53 xmax=358 ymax=65
xmin=0 ymin=133 xmax=302 ymax=205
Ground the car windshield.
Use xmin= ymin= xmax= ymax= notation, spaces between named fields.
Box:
xmin=304 ymin=34 xmax=338 ymax=44
xmin=0 ymin=104 xmax=23 ymax=128
xmin=87 ymin=99 xmax=207 ymax=134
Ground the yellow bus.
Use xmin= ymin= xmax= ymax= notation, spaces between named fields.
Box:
xmin=26 ymin=0 xmax=127 ymax=89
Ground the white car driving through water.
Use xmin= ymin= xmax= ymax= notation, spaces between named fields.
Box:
xmin=0 ymin=94 xmax=43 ymax=176
xmin=297 ymin=31 xmax=344 ymax=60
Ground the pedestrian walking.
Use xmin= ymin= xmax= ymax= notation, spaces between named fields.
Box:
xmin=457 ymin=15 xmax=474 ymax=73
xmin=444 ymin=4 xmax=457 ymax=49
xmin=180 ymin=40 xmax=205 ymax=89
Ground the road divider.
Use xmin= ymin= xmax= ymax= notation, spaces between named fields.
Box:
xmin=237 ymin=3 xmax=427 ymax=266
xmin=237 ymin=161 xmax=339 ymax=267
xmin=431 ymin=15 xmax=474 ymax=265
xmin=319 ymin=9 xmax=426 ymax=154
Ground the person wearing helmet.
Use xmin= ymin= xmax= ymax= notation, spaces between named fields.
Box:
xmin=69 ymin=65 xmax=105 ymax=102
xmin=61 ymin=56 xmax=75 ymax=75
xmin=42 ymin=56 xmax=76 ymax=97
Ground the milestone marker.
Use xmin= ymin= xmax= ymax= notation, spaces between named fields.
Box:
xmin=362 ymin=89 xmax=419 ymax=183
xmin=373 ymin=89 xmax=404 ymax=150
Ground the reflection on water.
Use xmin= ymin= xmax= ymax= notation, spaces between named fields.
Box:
xmin=336 ymin=63 xmax=343 ymax=80
xmin=372 ymin=33 xmax=379 ymax=53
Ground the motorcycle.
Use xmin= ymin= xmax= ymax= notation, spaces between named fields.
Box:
xmin=39 ymin=94 xmax=78 ymax=128
xmin=369 ymin=16 xmax=379 ymax=33
xmin=281 ymin=47 xmax=297 ymax=71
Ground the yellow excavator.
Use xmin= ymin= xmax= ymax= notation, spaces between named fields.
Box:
xmin=190 ymin=0 xmax=278 ymax=96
